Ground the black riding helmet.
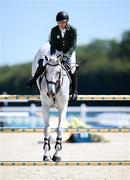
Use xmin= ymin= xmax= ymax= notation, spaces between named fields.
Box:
xmin=56 ymin=11 xmax=69 ymax=22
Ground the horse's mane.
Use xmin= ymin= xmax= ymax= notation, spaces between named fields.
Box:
xmin=47 ymin=55 xmax=60 ymax=65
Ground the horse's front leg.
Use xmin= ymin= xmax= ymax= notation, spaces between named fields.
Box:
xmin=42 ymin=102 xmax=51 ymax=161
xmin=52 ymin=102 xmax=68 ymax=162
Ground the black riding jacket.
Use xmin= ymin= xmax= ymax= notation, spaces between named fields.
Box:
xmin=49 ymin=24 xmax=77 ymax=58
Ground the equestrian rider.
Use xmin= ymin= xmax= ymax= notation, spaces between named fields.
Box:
xmin=27 ymin=11 xmax=78 ymax=100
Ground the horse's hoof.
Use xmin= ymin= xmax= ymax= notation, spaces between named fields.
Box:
xmin=52 ymin=155 xmax=61 ymax=162
xmin=43 ymin=155 xmax=51 ymax=161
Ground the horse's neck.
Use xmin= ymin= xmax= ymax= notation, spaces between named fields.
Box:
xmin=38 ymin=66 xmax=70 ymax=93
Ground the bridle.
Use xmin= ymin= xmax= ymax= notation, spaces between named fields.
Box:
xmin=45 ymin=62 xmax=63 ymax=94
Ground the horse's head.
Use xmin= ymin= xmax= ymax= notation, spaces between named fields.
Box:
xmin=45 ymin=55 xmax=62 ymax=98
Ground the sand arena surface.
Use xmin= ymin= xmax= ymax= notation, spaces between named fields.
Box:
xmin=0 ymin=133 xmax=130 ymax=180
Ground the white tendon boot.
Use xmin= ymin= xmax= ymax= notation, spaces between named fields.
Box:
xmin=43 ymin=137 xmax=51 ymax=161
xmin=52 ymin=137 xmax=62 ymax=162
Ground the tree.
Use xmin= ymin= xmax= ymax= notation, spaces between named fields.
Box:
xmin=119 ymin=30 xmax=130 ymax=59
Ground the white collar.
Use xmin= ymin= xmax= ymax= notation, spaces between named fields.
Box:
xmin=60 ymin=28 xmax=66 ymax=32
xmin=60 ymin=28 xmax=66 ymax=38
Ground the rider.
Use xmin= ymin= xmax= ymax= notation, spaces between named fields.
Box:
xmin=27 ymin=11 xmax=78 ymax=100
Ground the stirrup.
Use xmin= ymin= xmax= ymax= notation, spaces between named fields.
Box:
xmin=69 ymin=92 xmax=77 ymax=101
xmin=26 ymin=79 xmax=36 ymax=88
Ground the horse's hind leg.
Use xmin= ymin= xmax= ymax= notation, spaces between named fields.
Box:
xmin=42 ymin=102 xmax=51 ymax=161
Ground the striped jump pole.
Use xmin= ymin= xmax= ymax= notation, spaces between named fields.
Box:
xmin=1 ymin=95 xmax=130 ymax=101
xmin=1 ymin=128 xmax=130 ymax=133
xmin=0 ymin=161 xmax=130 ymax=166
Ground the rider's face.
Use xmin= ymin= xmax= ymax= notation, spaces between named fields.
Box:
xmin=57 ymin=21 xmax=67 ymax=29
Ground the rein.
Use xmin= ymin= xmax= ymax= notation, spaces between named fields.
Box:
xmin=45 ymin=62 xmax=63 ymax=95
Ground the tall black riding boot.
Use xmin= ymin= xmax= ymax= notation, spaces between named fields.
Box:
xmin=26 ymin=59 xmax=46 ymax=88
xmin=70 ymin=71 xmax=78 ymax=101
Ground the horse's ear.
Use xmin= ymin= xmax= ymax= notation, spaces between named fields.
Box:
xmin=45 ymin=55 xmax=48 ymax=61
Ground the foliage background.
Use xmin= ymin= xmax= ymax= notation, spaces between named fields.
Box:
xmin=0 ymin=30 xmax=130 ymax=105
